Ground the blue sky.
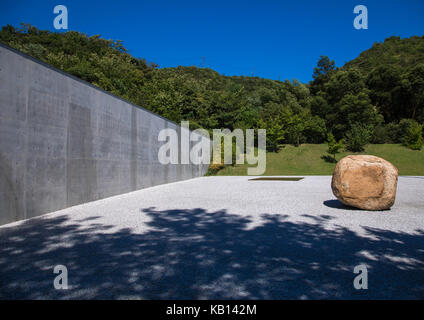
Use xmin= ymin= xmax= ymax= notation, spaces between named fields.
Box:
xmin=1 ymin=0 xmax=423 ymax=82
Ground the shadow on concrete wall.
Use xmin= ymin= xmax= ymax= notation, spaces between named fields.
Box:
xmin=0 ymin=207 xmax=423 ymax=299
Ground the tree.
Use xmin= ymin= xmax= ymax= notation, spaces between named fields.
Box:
xmin=284 ymin=112 xmax=305 ymax=147
xmin=310 ymin=55 xmax=336 ymax=95
xmin=258 ymin=118 xmax=285 ymax=153
xmin=303 ymin=115 xmax=327 ymax=143
xmin=403 ymin=64 xmax=424 ymax=121
xmin=312 ymin=56 xmax=336 ymax=80
xmin=345 ymin=123 xmax=371 ymax=152
xmin=366 ymin=65 xmax=404 ymax=122
xmin=326 ymin=133 xmax=344 ymax=161
xmin=402 ymin=121 xmax=423 ymax=150
xmin=319 ymin=68 xmax=383 ymax=139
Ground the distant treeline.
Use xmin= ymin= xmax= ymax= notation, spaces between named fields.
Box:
xmin=1 ymin=24 xmax=423 ymax=151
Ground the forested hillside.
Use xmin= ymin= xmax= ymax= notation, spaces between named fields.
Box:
xmin=344 ymin=35 xmax=424 ymax=71
xmin=1 ymin=24 xmax=423 ymax=151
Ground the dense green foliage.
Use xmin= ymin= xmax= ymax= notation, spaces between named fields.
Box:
xmin=344 ymin=35 xmax=424 ymax=123
xmin=1 ymin=24 xmax=423 ymax=151
xmin=344 ymin=35 xmax=424 ymax=72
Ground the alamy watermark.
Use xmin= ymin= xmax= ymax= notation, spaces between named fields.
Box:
xmin=353 ymin=5 xmax=368 ymax=30
xmin=53 ymin=5 xmax=68 ymax=30
xmin=52 ymin=4 xmax=368 ymax=32
xmin=157 ymin=121 xmax=267 ymax=175
xmin=353 ymin=264 xmax=368 ymax=290
xmin=53 ymin=264 xmax=69 ymax=290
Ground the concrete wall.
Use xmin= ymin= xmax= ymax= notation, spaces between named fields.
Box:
xmin=0 ymin=43 xmax=210 ymax=225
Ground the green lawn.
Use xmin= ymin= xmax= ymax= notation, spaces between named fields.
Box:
xmin=214 ymin=144 xmax=424 ymax=176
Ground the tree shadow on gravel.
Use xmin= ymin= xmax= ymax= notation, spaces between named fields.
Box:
xmin=0 ymin=207 xmax=423 ymax=299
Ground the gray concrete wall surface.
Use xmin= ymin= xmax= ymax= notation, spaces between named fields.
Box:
xmin=0 ymin=43 xmax=210 ymax=225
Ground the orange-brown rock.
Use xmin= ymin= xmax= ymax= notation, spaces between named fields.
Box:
xmin=331 ymin=155 xmax=398 ymax=210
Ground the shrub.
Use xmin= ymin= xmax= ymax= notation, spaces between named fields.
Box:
xmin=371 ymin=125 xmax=390 ymax=144
xmin=205 ymin=163 xmax=225 ymax=176
xmin=403 ymin=121 xmax=423 ymax=150
xmin=345 ymin=123 xmax=371 ymax=152
xmin=398 ymin=119 xmax=415 ymax=142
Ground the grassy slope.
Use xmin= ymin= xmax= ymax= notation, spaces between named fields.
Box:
xmin=215 ymin=144 xmax=424 ymax=176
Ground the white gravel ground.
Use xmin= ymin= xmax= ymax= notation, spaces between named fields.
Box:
xmin=1 ymin=176 xmax=423 ymax=299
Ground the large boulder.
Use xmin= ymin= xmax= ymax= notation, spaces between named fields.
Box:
xmin=331 ymin=155 xmax=398 ymax=210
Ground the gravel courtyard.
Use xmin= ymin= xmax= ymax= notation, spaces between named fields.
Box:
xmin=0 ymin=176 xmax=423 ymax=299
